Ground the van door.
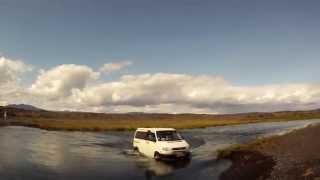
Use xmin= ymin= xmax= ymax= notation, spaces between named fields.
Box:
xmin=134 ymin=131 xmax=148 ymax=156
xmin=145 ymin=131 xmax=157 ymax=158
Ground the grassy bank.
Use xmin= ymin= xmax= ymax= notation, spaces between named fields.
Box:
xmin=217 ymin=124 xmax=320 ymax=180
xmin=2 ymin=117 xmax=319 ymax=132
xmin=1 ymin=106 xmax=320 ymax=131
xmin=3 ymin=118 xmax=265 ymax=131
xmin=216 ymin=132 xmax=290 ymax=180
xmin=217 ymin=135 xmax=280 ymax=159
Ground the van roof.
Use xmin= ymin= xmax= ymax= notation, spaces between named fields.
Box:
xmin=136 ymin=128 xmax=176 ymax=132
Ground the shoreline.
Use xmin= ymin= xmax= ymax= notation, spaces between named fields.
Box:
xmin=0 ymin=118 xmax=319 ymax=132
xmin=1 ymin=106 xmax=320 ymax=132
xmin=218 ymin=124 xmax=320 ymax=180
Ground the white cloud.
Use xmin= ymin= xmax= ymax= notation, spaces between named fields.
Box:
xmin=99 ymin=61 xmax=132 ymax=74
xmin=29 ymin=64 xmax=100 ymax=99
xmin=0 ymin=56 xmax=33 ymax=106
xmin=0 ymin=55 xmax=319 ymax=114
xmin=71 ymin=73 xmax=320 ymax=113
xmin=0 ymin=100 xmax=8 ymax=106
xmin=72 ymin=73 xmax=228 ymax=106
xmin=90 ymin=104 xmax=218 ymax=114
xmin=0 ymin=56 xmax=32 ymax=88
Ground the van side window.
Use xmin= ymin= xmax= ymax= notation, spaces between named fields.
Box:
xmin=147 ymin=132 xmax=156 ymax=142
xmin=135 ymin=131 xmax=147 ymax=140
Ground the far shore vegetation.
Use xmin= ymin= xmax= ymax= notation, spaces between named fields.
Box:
xmin=1 ymin=106 xmax=320 ymax=131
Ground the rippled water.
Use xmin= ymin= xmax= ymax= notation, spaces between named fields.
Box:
xmin=0 ymin=119 xmax=319 ymax=180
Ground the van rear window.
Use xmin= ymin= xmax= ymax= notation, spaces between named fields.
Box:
xmin=135 ymin=131 xmax=147 ymax=140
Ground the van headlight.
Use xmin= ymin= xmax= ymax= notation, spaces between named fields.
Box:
xmin=162 ymin=147 xmax=171 ymax=151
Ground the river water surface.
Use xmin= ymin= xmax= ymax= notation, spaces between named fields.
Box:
xmin=0 ymin=119 xmax=319 ymax=180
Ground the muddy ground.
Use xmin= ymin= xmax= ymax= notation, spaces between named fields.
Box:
xmin=220 ymin=124 xmax=320 ymax=180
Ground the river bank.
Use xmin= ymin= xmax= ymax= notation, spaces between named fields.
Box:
xmin=1 ymin=106 xmax=320 ymax=131
xmin=1 ymin=118 xmax=319 ymax=132
xmin=218 ymin=124 xmax=320 ymax=180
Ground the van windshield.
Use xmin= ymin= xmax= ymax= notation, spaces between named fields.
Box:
xmin=156 ymin=131 xmax=183 ymax=141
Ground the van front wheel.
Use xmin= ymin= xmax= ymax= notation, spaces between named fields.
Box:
xmin=154 ymin=152 xmax=161 ymax=161
xmin=133 ymin=147 xmax=139 ymax=153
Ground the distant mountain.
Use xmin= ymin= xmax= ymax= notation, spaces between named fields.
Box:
xmin=6 ymin=104 xmax=43 ymax=111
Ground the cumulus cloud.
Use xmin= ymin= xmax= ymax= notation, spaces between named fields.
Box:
xmin=0 ymin=56 xmax=32 ymax=88
xmin=72 ymin=73 xmax=228 ymax=106
xmin=71 ymin=73 xmax=320 ymax=113
xmin=87 ymin=104 xmax=218 ymax=114
xmin=1 ymin=54 xmax=320 ymax=114
xmin=99 ymin=61 xmax=132 ymax=74
xmin=0 ymin=56 xmax=33 ymax=106
xmin=29 ymin=64 xmax=100 ymax=99
xmin=0 ymin=100 xmax=8 ymax=106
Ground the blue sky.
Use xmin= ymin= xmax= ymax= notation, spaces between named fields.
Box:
xmin=0 ymin=0 xmax=320 ymax=113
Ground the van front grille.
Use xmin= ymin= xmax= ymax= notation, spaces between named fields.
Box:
xmin=172 ymin=147 xmax=186 ymax=151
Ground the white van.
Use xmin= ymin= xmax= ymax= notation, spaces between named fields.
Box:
xmin=133 ymin=128 xmax=191 ymax=160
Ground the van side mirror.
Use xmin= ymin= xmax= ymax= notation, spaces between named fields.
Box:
xmin=150 ymin=137 xmax=156 ymax=142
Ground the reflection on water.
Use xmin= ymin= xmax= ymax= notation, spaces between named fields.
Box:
xmin=135 ymin=157 xmax=191 ymax=179
xmin=0 ymin=119 xmax=319 ymax=180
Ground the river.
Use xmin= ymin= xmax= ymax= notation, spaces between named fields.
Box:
xmin=0 ymin=119 xmax=319 ymax=180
